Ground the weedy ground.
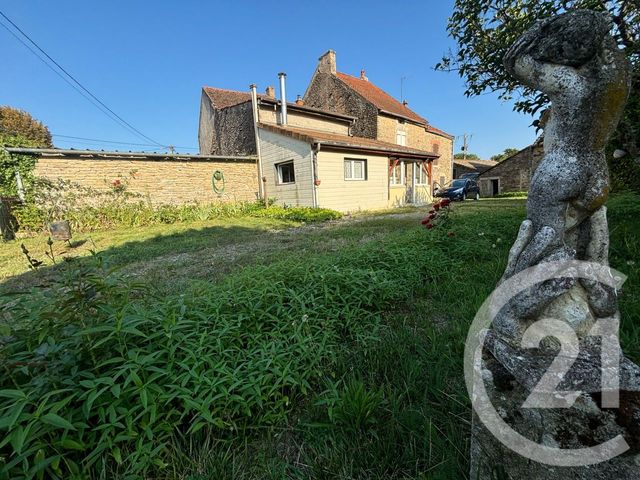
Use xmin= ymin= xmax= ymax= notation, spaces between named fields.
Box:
xmin=0 ymin=194 xmax=638 ymax=480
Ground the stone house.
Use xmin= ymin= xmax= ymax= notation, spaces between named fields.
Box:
xmin=478 ymin=142 xmax=544 ymax=196
xmin=197 ymin=50 xmax=453 ymax=212
xmin=453 ymin=159 xmax=497 ymax=179
xmin=303 ymin=51 xmax=454 ymax=192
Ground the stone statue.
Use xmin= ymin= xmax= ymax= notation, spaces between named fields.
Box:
xmin=469 ymin=10 xmax=639 ymax=479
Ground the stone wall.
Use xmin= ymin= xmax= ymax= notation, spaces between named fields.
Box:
xmin=376 ymin=115 xmax=453 ymax=189
xmin=34 ymin=155 xmax=259 ymax=205
xmin=211 ymin=102 xmax=257 ymax=156
xmin=303 ymin=72 xmax=378 ymax=139
xmin=478 ymin=143 xmax=543 ymax=195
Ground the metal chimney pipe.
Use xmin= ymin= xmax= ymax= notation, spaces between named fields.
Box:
xmin=278 ymin=72 xmax=288 ymax=125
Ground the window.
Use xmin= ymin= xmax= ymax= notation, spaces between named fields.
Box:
xmin=396 ymin=130 xmax=407 ymax=146
xmin=416 ymin=164 xmax=428 ymax=184
xmin=432 ymin=142 xmax=440 ymax=154
xmin=344 ymin=158 xmax=367 ymax=181
xmin=390 ymin=161 xmax=404 ymax=185
xmin=276 ymin=161 xmax=295 ymax=184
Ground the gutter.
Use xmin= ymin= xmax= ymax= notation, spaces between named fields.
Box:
xmin=312 ymin=143 xmax=320 ymax=208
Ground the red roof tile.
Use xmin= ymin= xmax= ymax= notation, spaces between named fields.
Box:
xmin=336 ymin=72 xmax=428 ymax=125
xmin=203 ymin=87 xmax=275 ymax=110
xmin=426 ymin=124 xmax=454 ymax=139
xmin=258 ymin=123 xmax=438 ymax=159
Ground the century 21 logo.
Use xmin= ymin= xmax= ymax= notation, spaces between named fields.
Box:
xmin=464 ymin=261 xmax=629 ymax=467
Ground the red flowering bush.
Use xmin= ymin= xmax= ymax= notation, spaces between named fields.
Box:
xmin=421 ymin=199 xmax=453 ymax=230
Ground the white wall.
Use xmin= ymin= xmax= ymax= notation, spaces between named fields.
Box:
xmin=258 ymin=129 xmax=314 ymax=207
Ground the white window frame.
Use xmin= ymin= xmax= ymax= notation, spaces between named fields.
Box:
xmin=276 ymin=160 xmax=295 ymax=185
xmin=344 ymin=158 xmax=367 ymax=181
xmin=415 ymin=163 xmax=428 ymax=185
xmin=390 ymin=160 xmax=405 ymax=186
xmin=396 ymin=130 xmax=407 ymax=146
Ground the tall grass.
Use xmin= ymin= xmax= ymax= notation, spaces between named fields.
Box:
xmin=1 ymin=193 xmax=638 ymax=479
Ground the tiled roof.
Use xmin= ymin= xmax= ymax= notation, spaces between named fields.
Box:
xmin=258 ymin=123 xmax=438 ymax=159
xmin=426 ymin=124 xmax=454 ymax=139
xmin=203 ymin=87 xmax=252 ymax=109
xmin=203 ymin=87 xmax=274 ymax=110
xmin=454 ymin=159 xmax=497 ymax=172
xmin=336 ymin=72 xmax=428 ymax=125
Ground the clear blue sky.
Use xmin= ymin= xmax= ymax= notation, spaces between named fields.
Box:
xmin=1 ymin=0 xmax=537 ymax=159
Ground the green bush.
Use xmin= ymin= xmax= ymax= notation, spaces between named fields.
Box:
xmin=12 ymin=201 xmax=341 ymax=233
xmin=250 ymin=206 xmax=342 ymax=223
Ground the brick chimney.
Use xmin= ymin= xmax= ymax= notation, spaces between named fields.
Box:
xmin=265 ymin=86 xmax=276 ymax=98
xmin=360 ymin=69 xmax=368 ymax=81
xmin=317 ymin=50 xmax=336 ymax=75
xmin=295 ymin=95 xmax=304 ymax=105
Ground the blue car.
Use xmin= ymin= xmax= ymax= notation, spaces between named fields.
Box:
xmin=435 ymin=178 xmax=480 ymax=201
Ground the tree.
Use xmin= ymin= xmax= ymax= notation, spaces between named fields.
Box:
xmin=0 ymin=106 xmax=52 ymax=148
xmin=491 ymin=147 xmax=520 ymax=162
xmin=0 ymin=107 xmax=51 ymax=196
xmin=437 ymin=0 xmax=639 ymax=189
xmin=454 ymin=152 xmax=480 ymax=160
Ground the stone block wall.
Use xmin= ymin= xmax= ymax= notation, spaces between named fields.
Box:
xmin=478 ymin=143 xmax=543 ymax=195
xmin=34 ymin=155 xmax=259 ymax=205
xmin=303 ymin=72 xmax=378 ymax=139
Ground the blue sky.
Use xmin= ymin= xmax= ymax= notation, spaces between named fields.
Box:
xmin=1 ymin=0 xmax=538 ymax=159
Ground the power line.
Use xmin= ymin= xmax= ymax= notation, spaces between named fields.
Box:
xmin=0 ymin=10 xmax=166 ymax=148
xmin=53 ymin=134 xmax=198 ymax=150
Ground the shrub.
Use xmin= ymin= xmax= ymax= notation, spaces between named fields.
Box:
xmin=13 ymin=191 xmax=341 ymax=233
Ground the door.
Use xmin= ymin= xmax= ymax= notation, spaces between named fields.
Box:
xmin=491 ymin=179 xmax=499 ymax=196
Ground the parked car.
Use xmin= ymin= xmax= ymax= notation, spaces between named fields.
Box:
xmin=434 ymin=178 xmax=480 ymax=201
xmin=459 ymin=172 xmax=479 ymax=180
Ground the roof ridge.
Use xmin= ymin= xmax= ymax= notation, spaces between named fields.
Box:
xmin=335 ymin=71 xmax=428 ymax=125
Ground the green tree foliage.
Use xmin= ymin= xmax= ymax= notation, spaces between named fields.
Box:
xmin=491 ymin=147 xmax=519 ymax=162
xmin=454 ymin=152 xmax=480 ymax=160
xmin=438 ymin=0 xmax=639 ymax=190
xmin=0 ymin=133 xmax=37 ymax=196
xmin=0 ymin=106 xmax=52 ymax=147
xmin=0 ymin=107 xmax=52 ymax=196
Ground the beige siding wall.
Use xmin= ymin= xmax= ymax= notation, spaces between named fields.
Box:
xmin=34 ymin=155 xmax=259 ymax=204
xmin=258 ymin=105 xmax=349 ymax=135
xmin=315 ymin=151 xmax=389 ymax=212
xmin=258 ymin=129 xmax=314 ymax=207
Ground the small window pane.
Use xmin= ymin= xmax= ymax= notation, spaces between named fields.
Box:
xmin=344 ymin=159 xmax=366 ymax=180
xmin=277 ymin=162 xmax=295 ymax=184
xmin=354 ymin=161 xmax=363 ymax=179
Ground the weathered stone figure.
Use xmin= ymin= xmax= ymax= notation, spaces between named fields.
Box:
xmin=470 ymin=10 xmax=640 ymax=479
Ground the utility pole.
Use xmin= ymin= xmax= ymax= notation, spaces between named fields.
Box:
xmin=168 ymin=145 xmax=175 ymax=154
xmin=459 ymin=133 xmax=472 ymax=160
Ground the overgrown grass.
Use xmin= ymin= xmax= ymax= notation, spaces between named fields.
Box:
xmin=0 ymin=194 xmax=638 ymax=479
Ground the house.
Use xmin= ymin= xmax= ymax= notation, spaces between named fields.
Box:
xmin=478 ymin=142 xmax=543 ymax=196
xmin=303 ymin=51 xmax=454 ymax=191
xmin=197 ymin=50 xmax=454 ymax=212
xmin=453 ymin=159 xmax=497 ymax=179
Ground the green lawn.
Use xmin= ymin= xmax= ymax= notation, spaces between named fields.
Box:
xmin=0 ymin=195 xmax=638 ymax=480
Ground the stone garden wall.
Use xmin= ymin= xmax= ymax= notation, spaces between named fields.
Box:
xmin=34 ymin=154 xmax=259 ymax=205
